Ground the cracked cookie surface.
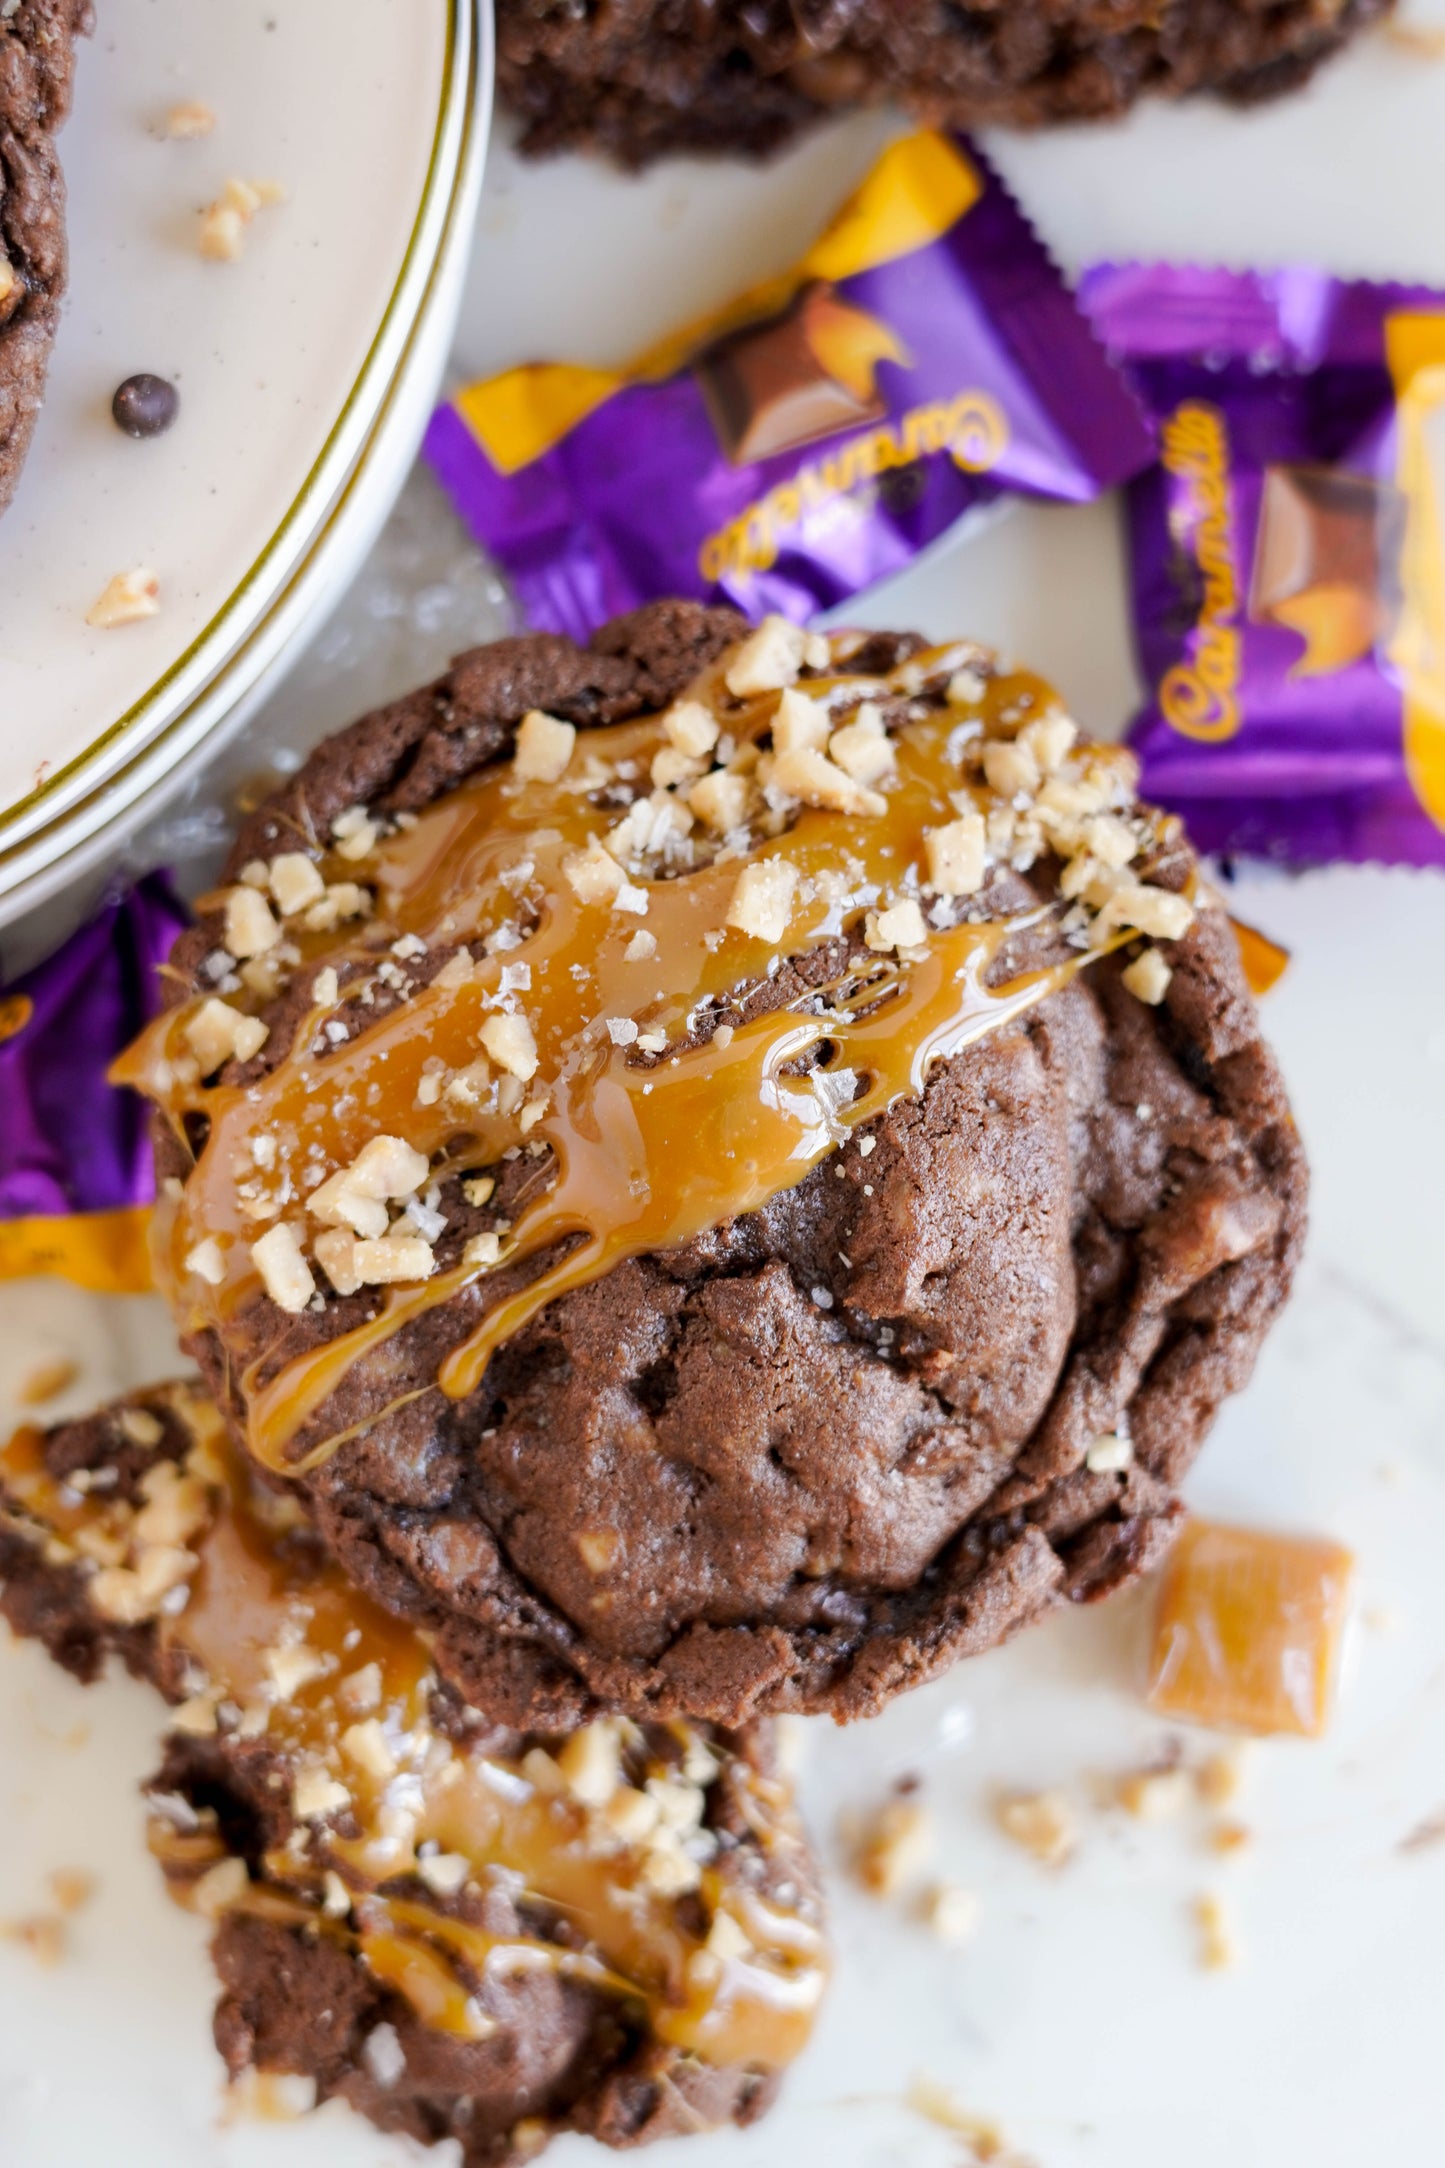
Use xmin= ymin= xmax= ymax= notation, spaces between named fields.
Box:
xmin=145 ymin=600 xmax=1308 ymax=1728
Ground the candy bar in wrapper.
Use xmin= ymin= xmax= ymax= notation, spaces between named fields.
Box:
xmin=0 ymin=877 xmax=188 ymax=1292
xmin=1082 ymin=263 xmax=1445 ymax=869
xmin=426 ymin=133 xmax=1154 ymax=639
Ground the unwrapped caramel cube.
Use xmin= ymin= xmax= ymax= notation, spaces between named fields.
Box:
xmin=1147 ymin=1519 xmax=1354 ymax=1738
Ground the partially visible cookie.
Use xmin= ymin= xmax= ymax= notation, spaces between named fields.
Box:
xmin=0 ymin=1383 xmax=828 ymax=2168
xmin=0 ymin=1 xmax=91 ymax=515
xmin=497 ymin=0 xmax=1388 ymax=167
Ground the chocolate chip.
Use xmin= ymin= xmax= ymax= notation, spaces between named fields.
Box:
xmin=112 ymin=375 xmax=179 ymax=440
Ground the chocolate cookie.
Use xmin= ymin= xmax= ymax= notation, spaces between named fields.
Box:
xmin=0 ymin=1384 xmax=826 ymax=2166
xmin=497 ymin=0 xmax=1388 ymax=167
xmin=125 ymin=600 xmax=1307 ymax=1729
xmin=0 ymin=1 xmax=91 ymax=515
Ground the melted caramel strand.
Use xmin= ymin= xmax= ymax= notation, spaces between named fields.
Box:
xmin=245 ymin=911 xmax=1109 ymax=1473
xmin=0 ymin=1405 xmax=826 ymax=2068
xmin=116 ymin=632 xmax=1183 ymax=1473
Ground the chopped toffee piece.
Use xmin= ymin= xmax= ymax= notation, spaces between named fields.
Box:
xmin=0 ymin=1384 xmax=827 ymax=2164
xmin=121 ymin=601 xmax=1307 ymax=1729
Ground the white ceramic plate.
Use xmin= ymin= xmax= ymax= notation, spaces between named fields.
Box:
xmin=0 ymin=0 xmax=489 ymax=918
xmin=7 ymin=11 xmax=1445 ymax=2166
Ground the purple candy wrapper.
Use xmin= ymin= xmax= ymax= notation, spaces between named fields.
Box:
xmin=426 ymin=133 xmax=1153 ymax=639
xmin=0 ymin=875 xmax=188 ymax=1291
xmin=1082 ymin=263 xmax=1445 ymax=869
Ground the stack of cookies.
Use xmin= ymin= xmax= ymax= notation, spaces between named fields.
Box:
xmin=1 ymin=601 xmax=1305 ymax=2163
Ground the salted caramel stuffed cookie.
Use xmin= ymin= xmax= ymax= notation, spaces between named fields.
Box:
xmin=120 ymin=601 xmax=1307 ymax=1728
xmin=0 ymin=1384 xmax=825 ymax=2166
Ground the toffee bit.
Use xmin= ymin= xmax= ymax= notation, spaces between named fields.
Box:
xmin=726 ymin=858 xmax=798 ymax=942
xmin=513 ymin=709 xmax=577 ymax=784
xmin=1195 ymin=1745 xmax=1249 ymax=1809
xmin=47 ymin=1870 xmax=95 ymax=1914
xmin=86 ymin=568 xmax=160 ymax=629
xmin=15 ymin=1356 xmax=79 ymax=1407
xmin=995 ymin=1788 xmax=1076 ymax=1867
xmin=1194 ymin=1890 xmax=1240 ymax=1970
xmin=724 ymin=614 xmax=810 ymax=696
xmin=1116 ymin=1766 xmax=1190 ymax=1821
xmin=163 ymin=99 xmax=216 ymax=138
xmin=3 ymin=1914 xmax=66 ymax=1967
xmin=854 ymin=1796 xmax=933 ymax=1895
xmin=1122 ymin=946 xmax=1172 ymax=1005
xmin=250 ymin=1224 xmax=315 ymax=1313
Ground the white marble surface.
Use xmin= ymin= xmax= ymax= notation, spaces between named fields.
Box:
xmin=3 ymin=868 xmax=1444 ymax=2168
xmin=6 ymin=18 xmax=1445 ymax=2166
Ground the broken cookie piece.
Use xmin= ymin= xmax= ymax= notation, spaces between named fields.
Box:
xmin=0 ymin=1383 xmax=828 ymax=2165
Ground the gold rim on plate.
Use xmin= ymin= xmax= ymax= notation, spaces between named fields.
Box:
xmin=0 ymin=0 xmax=489 ymax=870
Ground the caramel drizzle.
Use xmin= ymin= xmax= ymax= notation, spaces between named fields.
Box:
xmin=116 ymin=641 xmax=1142 ymax=1474
xmin=1 ymin=1415 xmax=826 ymax=2068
